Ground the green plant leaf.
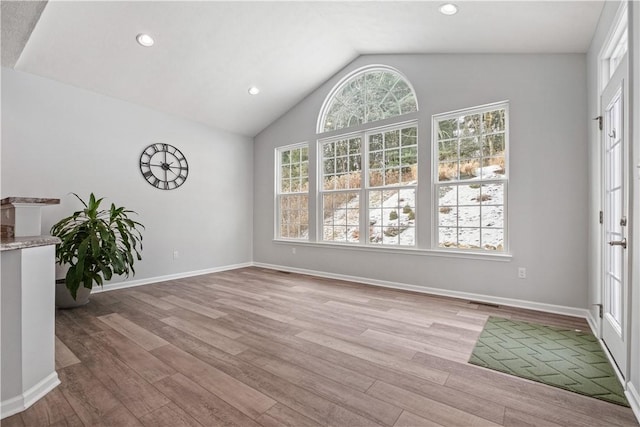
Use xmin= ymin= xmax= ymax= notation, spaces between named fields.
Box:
xmin=51 ymin=193 xmax=144 ymax=297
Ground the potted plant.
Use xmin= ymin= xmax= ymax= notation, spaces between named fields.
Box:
xmin=50 ymin=193 xmax=144 ymax=308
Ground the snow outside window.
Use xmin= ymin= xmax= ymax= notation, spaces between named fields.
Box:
xmin=320 ymin=137 xmax=362 ymax=243
xmin=277 ymin=144 xmax=309 ymax=240
xmin=319 ymin=124 xmax=418 ymax=246
xmin=368 ymin=126 xmax=417 ymax=245
xmin=275 ymin=65 xmax=420 ymax=248
xmin=433 ymin=102 xmax=508 ymax=252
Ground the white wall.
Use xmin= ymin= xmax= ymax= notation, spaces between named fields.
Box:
xmin=1 ymin=68 xmax=254 ymax=285
xmin=254 ymin=54 xmax=588 ymax=309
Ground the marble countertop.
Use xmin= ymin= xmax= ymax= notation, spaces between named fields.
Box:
xmin=1 ymin=236 xmax=61 ymax=251
xmin=1 ymin=197 xmax=60 ymax=206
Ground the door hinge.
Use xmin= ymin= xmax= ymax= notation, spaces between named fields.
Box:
xmin=599 ymin=210 xmax=603 ymax=224
xmin=594 ymin=303 xmax=603 ymax=318
xmin=594 ymin=116 xmax=603 ymax=130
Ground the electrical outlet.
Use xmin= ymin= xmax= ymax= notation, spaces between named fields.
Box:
xmin=291 ymin=247 xmax=296 ymax=255
xmin=518 ymin=267 xmax=526 ymax=279
xmin=173 ymin=250 xmax=179 ymax=260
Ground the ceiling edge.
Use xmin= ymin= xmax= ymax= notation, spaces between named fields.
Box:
xmin=1 ymin=0 xmax=48 ymax=68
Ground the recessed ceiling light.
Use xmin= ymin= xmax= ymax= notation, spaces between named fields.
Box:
xmin=439 ymin=3 xmax=458 ymax=15
xmin=136 ymin=33 xmax=154 ymax=47
xmin=248 ymin=86 xmax=260 ymax=95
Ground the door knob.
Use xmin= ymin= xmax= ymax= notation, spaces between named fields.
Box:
xmin=609 ymin=238 xmax=627 ymax=249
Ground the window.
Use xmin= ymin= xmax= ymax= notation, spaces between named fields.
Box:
xmin=276 ymin=144 xmax=309 ymax=239
xmin=320 ymin=136 xmax=362 ymax=243
xmin=367 ymin=126 xmax=417 ymax=245
xmin=600 ymin=3 xmax=628 ymax=88
xmin=319 ymin=68 xmax=418 ymax=133
xmin=317 ymin=66 xmax=419 ymax=247
xmin=319 ymin=124 xmax=418 ymax=246
xmin=276 ymin=64 xmax=510 ymax=255
xmin=433 ymin=102 xmax=508 ymax=252
xmin=609 ymin=31 xmax=627 ymax=78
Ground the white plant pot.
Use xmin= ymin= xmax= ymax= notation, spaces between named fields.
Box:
xmin=55 ymin=280 xmax=91 ymax=309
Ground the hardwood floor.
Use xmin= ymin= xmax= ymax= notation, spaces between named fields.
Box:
xmin=4 ymin=267 xmax=638 ymax=426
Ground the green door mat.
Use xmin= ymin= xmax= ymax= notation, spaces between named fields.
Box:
xmin=469 ymin=316 xmax=629 ymax=406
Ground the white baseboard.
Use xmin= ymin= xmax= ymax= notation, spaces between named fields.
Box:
xmin=252 ymin=262 xmax=589 ymax=319
xmin=584 ymin=307 xmax=635 ymax=405
xmin=586 ymin=311 xmax=600 ymax=336
xmin=0 ymin=372 xmax=60 ymax=420
xmin=598 ymin=333 xmax=628 ymax=387
xmin=92 ymin=262 xmax=253 ymax=293
xmin=91 ymin=260 xmax=587 ymax=318
xmin=626 ymin=382 xmax=640 ymax=422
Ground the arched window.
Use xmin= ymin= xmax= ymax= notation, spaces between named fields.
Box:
xmin=315 ymin=66 xmax=419 ymax=247
xmin=318 ymin=66 xmax=418 ymax=133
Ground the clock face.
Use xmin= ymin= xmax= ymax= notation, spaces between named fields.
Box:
xmin=139 ymin=143 xmax=189 ymax=190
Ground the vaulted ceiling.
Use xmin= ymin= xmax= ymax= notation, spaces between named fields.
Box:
xmin=2 ymin=1 xmax=604 ymax=137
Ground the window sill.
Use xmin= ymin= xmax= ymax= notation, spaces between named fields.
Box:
xmin=272 ymin=239 xmax=512 ymax=261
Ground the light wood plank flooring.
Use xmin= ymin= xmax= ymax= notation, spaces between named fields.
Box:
xmin=4 ymin=267 xmax=638 ymax=426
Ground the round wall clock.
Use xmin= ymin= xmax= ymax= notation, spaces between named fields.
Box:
xmin=139 ymin=143 xmax=189 ymax=190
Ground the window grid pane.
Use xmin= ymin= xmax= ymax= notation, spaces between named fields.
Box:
xmin=369 ymin=187 xmax=416 ymax=246
xmin=369 ymin=126 xmax=418 ymax=188
xmin=436 ymin=108 xmax=506 ymax=184
xmin=321 ymin=137 xmax=362 ymax=244
xmin=279 ymin=147 xmax=309 ymax=194
xmin=322 ymin=69 xmax=418 ymax=133
xmin=277 ymin=145 xmax=309 ymax=240
xmin=437 ymin=182 xmax=506 ymax=251
xmin=322 ymin=192 xmax=360 ymax=243
xmin=434 ymin=104 xmax=507 ymax=252
xmin=279 ymin=194 xmax=309 ymax=239
xmin=321 ymin=138 xmax=362 ymax=191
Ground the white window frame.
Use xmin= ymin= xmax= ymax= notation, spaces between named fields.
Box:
xmin=365 ymin=123 xmax=419 ymax=246
xmin=318 ymin=120 xmax=419 ymax=247
xmin=318 ymin=132 xmax=363 ymax=244
xmin=599 ymin=2 xmax=628 ymax=88
xmin=275 ymin=142 xmax=309 ymax=241
xmin=432 ymin=101 xmax=509 ymax=253
xmin=317 ymin=65 xmax=419 ymax=134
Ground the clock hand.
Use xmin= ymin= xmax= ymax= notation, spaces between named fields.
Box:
xmin=148 ymin=162 xmax=174 ymax=168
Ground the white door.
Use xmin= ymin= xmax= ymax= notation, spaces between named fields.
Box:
xmin=601 ymin=55 xmax=628 ymax=374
